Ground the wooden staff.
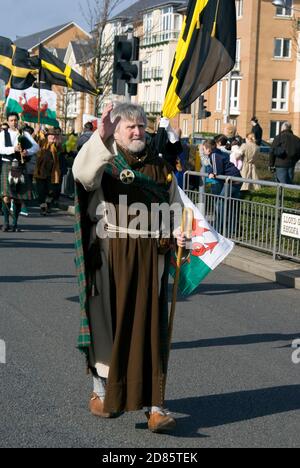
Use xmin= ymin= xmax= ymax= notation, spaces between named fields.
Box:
xmin=163 ymin=207 xmax=194 ymax=400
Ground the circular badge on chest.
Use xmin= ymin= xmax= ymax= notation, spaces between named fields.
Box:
xmin=120 ymin=169 xmax=135 ymax=185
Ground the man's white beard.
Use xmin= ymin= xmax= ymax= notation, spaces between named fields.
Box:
xmin=127 ymin=140 xmax=146 ymax=154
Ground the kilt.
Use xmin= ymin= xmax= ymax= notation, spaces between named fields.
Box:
xmin=0 ymin=161 xmax=34 ymax=201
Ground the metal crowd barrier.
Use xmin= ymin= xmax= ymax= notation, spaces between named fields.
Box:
xmin=183 ymin=171 xmax=300 ymax=262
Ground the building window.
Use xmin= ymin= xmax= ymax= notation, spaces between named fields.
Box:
xmin=161 ymin=7 xmax=174 ymax=41
xmin=155 ymin=85 xmax=162 ymax=104
xmin=215 ymin=119 xmax=222 ymax=134
xmin=274 ymin=38 xmax=292 ymax=58
xmin=182 ymin=119 xmax=188 ymax=137
xmin=196 ymin=119 xmax=202 ymax=133
xmin=144 ymin=12 xmax=153 ymax=33
xmin=174 ymin=14 xmax=182 ymax=31
xmin=276 ymin=0 xmax=293 ymax=17
xmin=234 ymin=38 xmax=241 ymax=71
xmin=144 ymin=86 xmax=150 ymax=103
xmin=156 ymin=50 xmax=163 ymax=67
xmin=216 ymin=81 xmax=223 ymax=111
xmin=236 ymin=0 xmax=243 ymax=19
xmin=270 ymin=120 xmax=286 ymax=139
xmin=230 ymin=79 xmax=240 ymax=111
xmin=272 ymin=80 xmax=289 ymax=111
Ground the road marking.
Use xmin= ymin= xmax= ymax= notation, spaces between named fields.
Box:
xmin=0 ymin=340 xmax=6 ymax=364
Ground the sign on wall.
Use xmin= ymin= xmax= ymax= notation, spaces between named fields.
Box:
xmin=281 ymin=213 xmax=300 ymax=239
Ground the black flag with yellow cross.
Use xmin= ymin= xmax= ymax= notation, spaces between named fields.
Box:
xmin=39 ymin=44 xmax=98 ymax=96
xmin=0 ymin=36 xmax=38 ymax=90
xmin=162 ymin=0 xmax=237 ymax=119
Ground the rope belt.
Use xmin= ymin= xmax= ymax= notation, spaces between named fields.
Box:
xmin=104 ymin=222 xmax=160 ymax=238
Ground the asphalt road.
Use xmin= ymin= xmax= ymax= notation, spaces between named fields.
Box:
xmin=0 ymin=208 xmax=299 ymax=448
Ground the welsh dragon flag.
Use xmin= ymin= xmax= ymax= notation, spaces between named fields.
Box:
xmin=170 ymin=188 xmax=234 ymax=296
xmin=5 ymin=87 xmax=59 ymax=126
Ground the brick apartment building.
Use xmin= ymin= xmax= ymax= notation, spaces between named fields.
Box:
xmin=107 ymin=0 xmax=300 ymax=141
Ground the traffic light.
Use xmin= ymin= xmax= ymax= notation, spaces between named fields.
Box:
xmin=112 ymin=36 xmax=142 ymax=97
xmin=198 ymin=95 xmax=211 ymax=119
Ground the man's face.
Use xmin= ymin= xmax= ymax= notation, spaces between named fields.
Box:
xmin=47 ymin=134 xmax=58 ymax=145
xmin=8 ymin=116 xmax=18 ymax=130
xmin=114 ymin=119 xmax=146 ymax=154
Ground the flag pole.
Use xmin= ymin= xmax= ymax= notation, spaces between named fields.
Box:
xmin=37 ymin=70 xmax=41 ymax=126
xmin=163 ymin=207 xmax=194 ymax=401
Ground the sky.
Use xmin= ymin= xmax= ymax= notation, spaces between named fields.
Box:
xmin=0 ymin=0 xmax=134 ymax=40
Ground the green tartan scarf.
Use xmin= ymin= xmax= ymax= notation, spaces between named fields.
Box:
xmin=105 ymin=151 xmax=170 ymax=204
xmin=74 ymin=184 xmax=91 ymax=352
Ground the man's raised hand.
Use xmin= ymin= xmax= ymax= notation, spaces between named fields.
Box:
xmin=98 ymin=103 xmax=121 ymax=144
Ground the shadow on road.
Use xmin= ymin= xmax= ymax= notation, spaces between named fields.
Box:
xmin=0 ymin=240 xmax=74 ymax=249
xmin=157 ymin=385 xmax=300 ymax=438
xmin=194 ymin=281 xmax=288 ymax=296
xmin=172 ymin=333 xmax=300 ymax=350
xmin=0 ymin=274 xmax=76 ymax=283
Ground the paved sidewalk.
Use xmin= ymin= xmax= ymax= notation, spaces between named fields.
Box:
xmin=58 ymin=196 xmax=300 ymax=291
xmin=224 ymin=246 xmax=300 ymax=290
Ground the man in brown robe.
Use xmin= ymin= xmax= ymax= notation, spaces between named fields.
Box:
xmin=73 ymin=102 xmax=186 ymax=433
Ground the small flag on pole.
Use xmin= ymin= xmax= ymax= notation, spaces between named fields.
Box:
xmin=170 ymin=188 xmax=234 ymax=296
xmin=162 ymin=0 xmax=237 ymax=119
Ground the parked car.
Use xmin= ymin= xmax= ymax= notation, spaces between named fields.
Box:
xmin=259 ymin=140 xmax=271 ymax=154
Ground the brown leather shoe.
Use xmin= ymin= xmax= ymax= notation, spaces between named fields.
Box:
xmin=89 ymin=393 xmax=112 ymax=418
xmin=146 ymin=410 xmax=176 ymax=433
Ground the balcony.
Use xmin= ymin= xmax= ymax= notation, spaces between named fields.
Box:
xmin=152 ymin=67 xmax=163 ymax=80
xmin=141 ymin=31 xmax=180 ymax=47
xmin=140 ymin=101 xmax=162 ymax=114
xmin=142 ymin=69 xmax=152 ymax=81
xmin=142 ymin=67 xmax=164 ymax=82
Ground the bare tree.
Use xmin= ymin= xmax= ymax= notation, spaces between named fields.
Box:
xmin=57 ymin=88 xmax=75 ymax=133
xmin=80 ymin=0 xmax=125 ymax=115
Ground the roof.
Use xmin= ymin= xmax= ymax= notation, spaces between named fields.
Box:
xmin=71 ymin=41 xmax=95 ymax=64
xmin=110 ymin=0 xmax=186 ymax=22
xmin=53 ymin=48 xmax=67 ymax=62
xmin=15 ymin=22 xmax=91 ymax=51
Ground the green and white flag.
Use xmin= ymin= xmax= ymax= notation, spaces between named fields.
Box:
xmin=6 ymin=87 xmax=59 ymax=126
xmin=170 ymin=188 xmax=234 ymax=296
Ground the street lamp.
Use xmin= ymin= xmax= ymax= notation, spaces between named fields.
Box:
xmin=272 ymin=0 xmax=300 ymax=12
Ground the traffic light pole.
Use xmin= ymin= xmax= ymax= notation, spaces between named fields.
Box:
xmin=125 ymin=30 xmax=133 ymax=102
xmin=125 ymin=83 xmax=131 ymax=102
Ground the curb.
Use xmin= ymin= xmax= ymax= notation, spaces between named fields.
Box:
xmin=223 ymin=247 xmax=300 ymax=290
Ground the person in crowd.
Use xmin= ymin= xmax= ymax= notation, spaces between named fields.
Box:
xmin=0 ymin=113 xmax=39 ymax=232
xmin=34 ymin=127 xmax=62 ymax=216
xmin=230 ymin=139 xmax=244 ymax=171
xmin=1 ymin=122 xmax=9 ymax=132
xmin=223 ymin=123 xmax=237 ymax=147
xmin=240 ymin=133 xmax=260 ymax=192
xmin=215 ymin=135 xmax=231 ymax=155
xmin=77 ymin=122 xmax=94 ymax=152
xmin=72 ymin=102 xmax=187 ymax=434
xmin=251 ymin=116 xmax=263 ymax=146
xmin=66 ymin=130 xmax=78 ymax=158
xmin=270 ymin=122 xmax=300 ymax=185
xmin=202 ymin=139 xmax=241 ymax=234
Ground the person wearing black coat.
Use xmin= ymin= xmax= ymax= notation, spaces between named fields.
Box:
xmin=251 ymin=117 xmax=263 ymax=146
xmin=270 ymin=122 xmax=300 ymax=185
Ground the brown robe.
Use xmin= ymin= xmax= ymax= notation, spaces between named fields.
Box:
xmin=73 ymin=132 xmax=182 ymax=413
